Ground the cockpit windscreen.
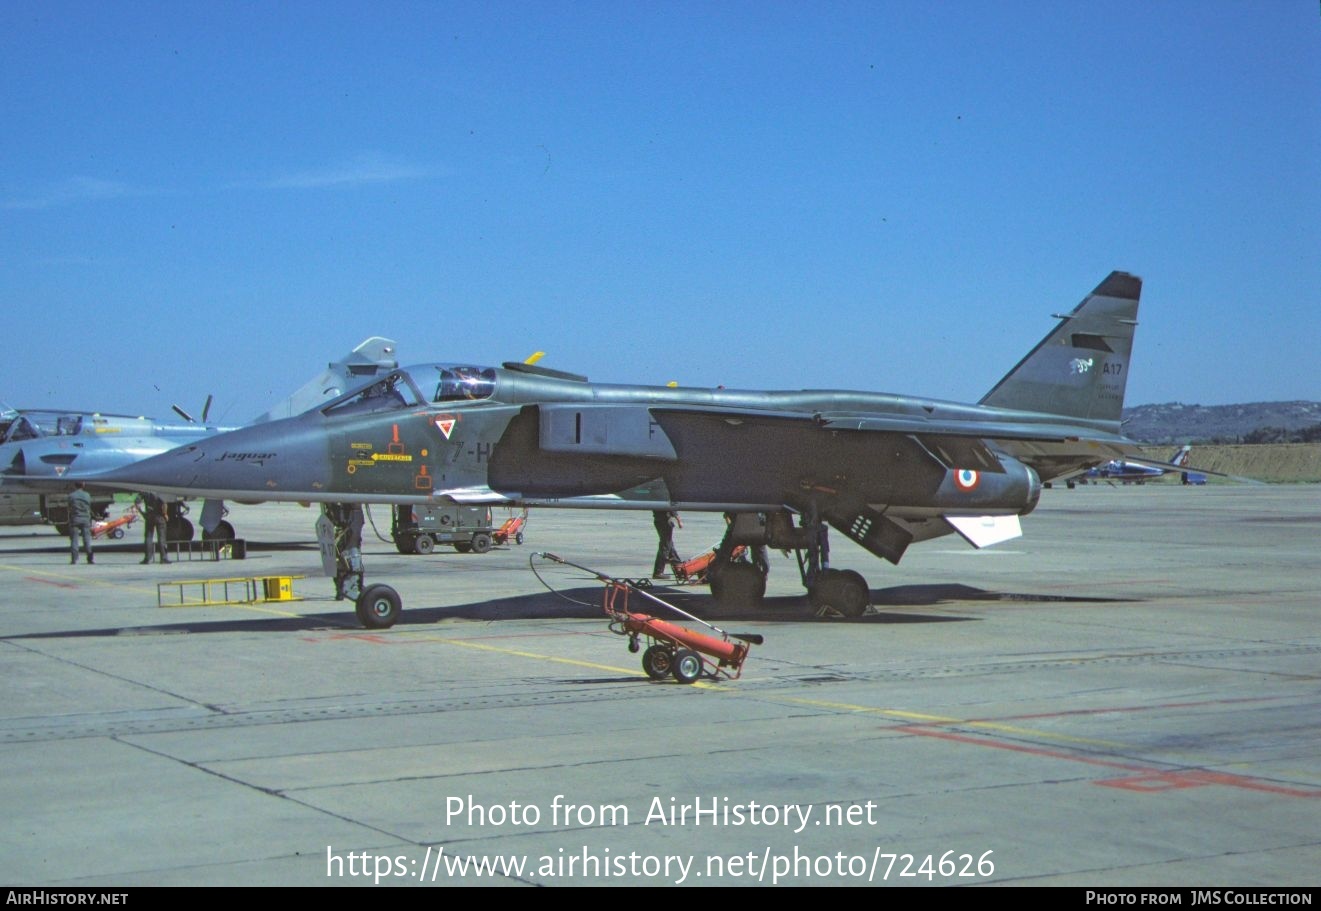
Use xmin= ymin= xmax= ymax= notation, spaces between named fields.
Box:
xmin=431 ymin=366 xmax=496 ymax=402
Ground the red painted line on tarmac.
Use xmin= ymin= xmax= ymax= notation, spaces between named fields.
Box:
xmin=987 ymin=695 xmax=1278 ymax=723
xmin=26 ymin=577 xmax=78 ymax=589
xmin=897 ymin=725 xmax=1150 ymax=773
xmin=1095 ymin=770 xmax=1321 ymax=798
xmin=1097 ymin=772 xmax=1208 ymax=793
xmin=896 ymin=725 xmax=1321 ymax=799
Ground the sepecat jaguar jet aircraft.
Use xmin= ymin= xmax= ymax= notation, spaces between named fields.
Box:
xmin=92 ymin=272 xmax=1145 ymax=628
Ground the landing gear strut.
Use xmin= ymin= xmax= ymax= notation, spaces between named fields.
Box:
xmin=317 ymin=503 xmax=402 ymax=629
xmin=704 ymin=506 xmax=871 ymax=618
xmin=199 ymin=499 xmax=236 ymax=542
xmin=706 ymin=512 xmax=770 ymax=612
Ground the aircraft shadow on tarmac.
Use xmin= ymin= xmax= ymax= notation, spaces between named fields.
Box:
xmin=3 ymin=582 xmax=1137 ymax=641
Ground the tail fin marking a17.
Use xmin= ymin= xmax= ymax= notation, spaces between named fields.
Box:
xmin=979 ymin=271 xmax=1141 ymax=429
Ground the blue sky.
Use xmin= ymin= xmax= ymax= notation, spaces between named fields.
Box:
xmin=3 ymin=1 xmax=1318 ymax=424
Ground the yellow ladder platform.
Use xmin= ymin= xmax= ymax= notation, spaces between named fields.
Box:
xmin=157 ymin=575 xmax=305 ymax=607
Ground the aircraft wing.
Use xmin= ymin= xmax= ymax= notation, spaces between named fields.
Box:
xmin=517 ymin=400 xmax=1136 ymax=495
xmin=647 ymin=403 xmax=1136 ymax=483
xmin=491 ymin=401 xmax=1056 ymax=564
xmin=644 ymin=402 xmax=1129 ymax=442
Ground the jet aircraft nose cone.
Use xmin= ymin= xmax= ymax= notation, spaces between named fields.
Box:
xmin=94 ymin=417 xmax=327 ymax=500
xmin=95 ymin=442 xmax=209 ymax=491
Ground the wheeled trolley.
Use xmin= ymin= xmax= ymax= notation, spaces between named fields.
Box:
xmin=534 ymin=552 xmax=762 ymax=684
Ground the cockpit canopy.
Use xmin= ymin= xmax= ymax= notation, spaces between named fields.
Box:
xmin=433 ymin=365 xmax=496 ymax=402
xmin=320 ymin=364 xmax=498 ymax=418
xmin=0 ymin=411 xmax=86 ymax=443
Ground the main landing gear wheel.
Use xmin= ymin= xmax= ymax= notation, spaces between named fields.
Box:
xmin=642 ymin=645 xmax=673 ymax=680
xmin=168 ymin=517 xmax=195 ymax=543
xmin=671 ymin=648 xmax=704 ymax=684
xmin=355 ymin=584 xmax=402 ymax=629
xmin=709 ymin=561 xmax=766 ymax=609
xmin=808 ymin=569 xmax=870 ymax=618
xmin=413 ymin=535 xmax=435 ymax=555
xmin=202 ymin=520 xmax=235 ymax=542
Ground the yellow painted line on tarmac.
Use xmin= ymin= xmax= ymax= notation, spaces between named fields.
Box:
xmin=229 ymin=603 xmax=310 ymax=619
xmin=0 ymin=563 xmax=161 ymax=597
xmin=407 ymin=632 xmax=645 ymax=676
xmin=963 ymin=720 xmax=1122 ymax=748
xmin=402 ymin=631 xmax=730 ymax=686
xmin=3 ymin=563 xmax=321 ymax=622
xmin=778 ymin=695 xmax=1126 ymax=748
xmin=780 ymin=695 xmax=959 ymax=723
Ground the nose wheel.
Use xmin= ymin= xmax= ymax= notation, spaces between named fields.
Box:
xmin=355 ymin=584 xmax=402 ymax=629
xmin=320 ymin=503 xmax=405 ymax=630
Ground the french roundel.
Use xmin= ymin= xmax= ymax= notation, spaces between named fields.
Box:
xmin=954 ymin=469 xmax=980 ymax=490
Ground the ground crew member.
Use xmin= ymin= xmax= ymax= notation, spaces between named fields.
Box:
xmin=652 ymin=510 xmax=682 ymax=578
xmin=67 ymin=482 xmax=94 ymax=565
xmin=135 ymin=491 xmax=171 ymax=564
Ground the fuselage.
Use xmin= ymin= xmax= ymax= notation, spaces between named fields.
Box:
xmin=88 ymin=362 xmax=1130 ymax=522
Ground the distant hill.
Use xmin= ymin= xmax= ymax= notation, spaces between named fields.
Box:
xmin=1132 ymin=443 xmax=1321 ymax=483
xmin=1122 ymin=401 xmax=1321 ymax=444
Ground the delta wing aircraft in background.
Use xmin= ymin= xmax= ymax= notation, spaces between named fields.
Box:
xmin=1075 ymin=444 xmax=1205 ymax=486
xmin=96 ymin=272 xmax=1145 ymax=628
xmin=0 ymin=337 xmax=399 ymax=538
xmin=1 ymin=404 xmax=112 ymax=528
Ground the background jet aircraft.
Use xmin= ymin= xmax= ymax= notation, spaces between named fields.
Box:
xmin=0 ymin=337 xmax=399 ymax=538
xmin=1078 ymin=444 xmax=1205 ymax=485
xmin=95 ymin=272 xmax=1145 ymax=627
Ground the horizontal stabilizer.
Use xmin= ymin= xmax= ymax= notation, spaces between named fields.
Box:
xmin=947 ymin=514 xmax=1022 ymax=548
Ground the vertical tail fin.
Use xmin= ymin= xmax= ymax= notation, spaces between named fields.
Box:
xmin=979 ymin=272 xmax=1141 ymax=427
